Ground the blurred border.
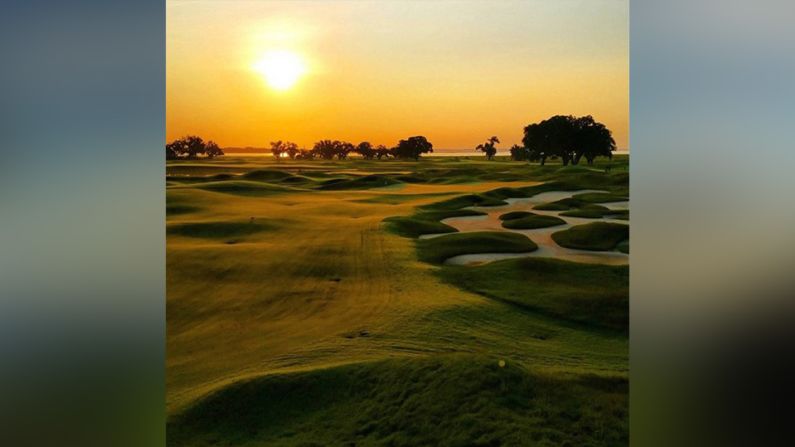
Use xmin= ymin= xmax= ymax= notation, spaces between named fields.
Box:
xmin=2 ymin=0 xmax=794 ymax=445
xmin=0 ymin=1 xmax=164 ymax=446
xmin=631 ymin=0 xmax=795 ymax=445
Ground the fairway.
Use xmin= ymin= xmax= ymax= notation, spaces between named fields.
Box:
xmin=167 ymin=155 xmax=629 ymax=446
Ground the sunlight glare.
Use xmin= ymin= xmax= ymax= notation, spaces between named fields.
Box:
xmin=252 ymin=50 xmax=307 ymax=91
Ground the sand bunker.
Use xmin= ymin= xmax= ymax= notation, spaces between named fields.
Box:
xmin=420 ymin=190 xmax=629 ymax=265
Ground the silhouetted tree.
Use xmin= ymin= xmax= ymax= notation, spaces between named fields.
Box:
xmin=295 ymin=148 xmax=314 ymax=160
xmin=509 ymin=144 xmax=529 ymax=161
xmin=336 ymin=141 xmax=355 ymax=160
xmin=393 ymin=136 xmax=433 ymax=160
xmin=312 ymin=140 xmax=337 ymax=159
xmin=165 ymin=135 xmax=223 ymax=160
xmin=166 ymin=142 xmax=180 ymax=160
xmin=522 ymin=115 xmax=615 ymax=166
xmin=356 ymin=141 xmax=376 ymax=159
xmin=476 ymin=136 xmax=500 ymax=160
xmin=285 ymin=142 xmax=300 ymax=159
xmin=205 ymin=141 xmax=224 ymax=159
xmin=374 ymin=145 xmax=391 ymax=160
xmin=572 ymin=116 xmax=616 ymax=165
xmin=270 ymin=140 xmax=298 ymax=160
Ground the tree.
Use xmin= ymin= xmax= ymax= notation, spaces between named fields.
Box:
xmin=295 ymin=148 xmax=314 ymax=160
xmin=356 ymin=141 xmax=376 ymax=159
xmin=165 ymin=135 xmax=223 ymax=160
xmin=572 ymin=116 xmax=616 ymax=165
xmin=270 ymin=140 xmax=286 ymax=160
xmin=475 ymin=136 xmax=500 ymax=160
xmin=374 ymin=145 xmax=391 ymax=160
xmin=285 ymin=142 xmax=300 ymax=159
xmin=522 ymin=115 xmax=615 ymax=166
xmin=312 ymin=140 xmax=337 ymax=159
xmin=393 ymin=136 xmax=433 ymax=160
xmin=509 ymin=144 xmax=528 ymax=161
xmin=205 ymin=141 xmax=224 ymax=158
xmin=166 ymin=142 xmax=180 ymax=160
xmin=336 ymin=141 xmax=355 ymax=160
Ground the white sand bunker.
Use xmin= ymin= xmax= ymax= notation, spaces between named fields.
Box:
xmin=421 ymin=190 xmax=629 ymax=266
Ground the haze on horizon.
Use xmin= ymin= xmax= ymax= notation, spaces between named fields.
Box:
xmin=167 ymin=0 xmax=628 ymax=150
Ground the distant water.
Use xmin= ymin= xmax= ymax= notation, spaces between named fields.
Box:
xmin=224 ymin=150 xmax=630 ymax=158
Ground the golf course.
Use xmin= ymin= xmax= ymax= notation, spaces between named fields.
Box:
xmin=166 ymin=155 xmax=629 ymax=446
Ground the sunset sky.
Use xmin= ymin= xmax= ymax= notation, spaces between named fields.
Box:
xmin=167 ymin=0 xmax=628 ymax=151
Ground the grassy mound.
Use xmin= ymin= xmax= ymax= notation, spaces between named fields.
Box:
xmin=318 ymin=174 xmax=401 ymax=190
xmin=167 ymin=220 xmax=277 ymax=240
xmin=572 ymin=192 xmax=628 ymax=203
xmin=417 ymin=231 xmax=537 ymax=264
xmin=501 ymin=214 xmax=566 ymax=230
xmin=551 ymin=222 xmax=629 ymax=251
xmin=384 ymin=209 xmax=485 ymax=238
xmin=420 ymin=194 xmax=507 ymax=211
xmin=166 ymin=205 xmax=200 ymax=215
xmin=184 ymin=180 xmax=294 ymax=196
xmin=168 ymin=355 xmax=628 ymax=447
xmin=439 ymin=257 xmax=628 ymax=331
xmin=498 ymin=211 xmax=534 ymax=221
xmin=242 ymin=169 xmax=295 ymax=182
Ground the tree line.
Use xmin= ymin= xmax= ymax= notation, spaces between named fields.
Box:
xmin=510 ymin=115 xmax=616 ymax=165
xmin=166 ymin=114 xmax=615 ymax=164
xmin=269 ymin=136 xmax=434 ymax=160
xmin=166 ymin=136 xmax=223 ymax=160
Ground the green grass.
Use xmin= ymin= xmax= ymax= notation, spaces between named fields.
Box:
xmin=166 ymin=155 xmax=630 ymax=446
xmin=616 ymin=239 xmax=630 ymax=254
xmin=420 ymin=193 xmax=508 ymax=211
xmin=166 ymin=204 xmax=200 ymax=215
xmin=417 ymin=231 xmax=537 ymax=264
xmin=498 ymin=211 xmax=534 ymax=221
xmin=551 ymin=222 xmax=629 ymax=251
xmin=501 ymin=213 xmax=566 ymax=229
xmin=438 ymin=257 xmax=628 ymax=331
xmin=384 ymin=209 xmax=486 ymax=238
xmin=571 ymin=192 xmax=628 ymax=203
xmin=167 ymin=220 xmax=278 ymax=240
xmin=318 ymin=174 xmax=401 ymax=190
xmin=176 ymin=180 xmax=296 ymax=196
xmin=168 ymin=355 xmax=628 ymax=447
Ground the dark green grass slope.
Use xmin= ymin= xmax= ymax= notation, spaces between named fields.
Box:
xmin=417 ymin=232 xmax=537 ymax=264
xmin=384 ymin=209 xmax=486 ymax=238
xmin=168 ymin=355 xmax=628 ymax=447
xmin=176 ymin=180 xmax=297 ymax=196
xmin=167 ymin=220 xmax=281 ymax=239
xmin=438 ymin=257 xmax=628 ymax=331
xmin=551 ymin=223 xmax=629 ymax=252
xmin=501 ymin=214 xmax=566 ymax=230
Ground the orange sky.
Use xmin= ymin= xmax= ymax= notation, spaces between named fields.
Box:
xmin=167 ymin=0 xmax=628 ymax=150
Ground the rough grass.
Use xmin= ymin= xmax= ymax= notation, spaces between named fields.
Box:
xmin=501 ymin=213 xmax=566 ymax=230
xmin=384 ymin=209 xmax=485 ymax=238
xmin=417 ymin=231 xmax=537 ymax=264
xmin=242 ymin=169 xmax=295 ymax=182
xmin=167 ymin=220 xmax=277 ymax=239
xmin=552 ymin=222 xmax=629 ymax=251
xmin=420 ymin=193 xmax=508 ymax=211
xmin=168 ymin=355 xmax=628 ymax=447
xmin=572 ymin=192 xmax=628 ymax=203
xmin=439 ymin=257 xmax=629 ymax=331
xmin=166 ymin=156 xmax=630 ymax=446
xmin=318 ymin=174 xmax=401 ymax=190
xmin=498 ymin=211 xmax=534 ymax=221
xmin=178 ymin=180 xmax=296 ymax=196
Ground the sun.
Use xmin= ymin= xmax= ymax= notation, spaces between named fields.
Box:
xmin=252 ymin=50 xmax=307 ymax=91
